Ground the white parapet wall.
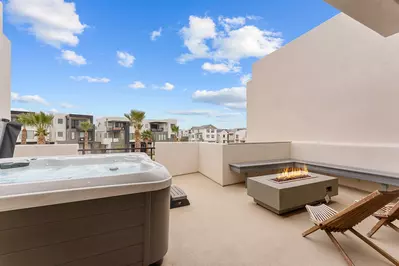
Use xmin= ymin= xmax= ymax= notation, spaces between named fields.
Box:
xmin=222 ymin=142 xmax=291 ymax=185
xmin=156 ymin=142 xmax=291 ymax=186
xmin=198 ymin=143 xmax=224 ymax=185
xmin=291 ymin=141 xmax=399 ymax=173
xmin=291 ymin=141 xmax=399 ymax=191
xmin=14 ymin=144 xmax=79 ymax=157
xmin=155 ymin=142 xmax=199 ymax=176
xmin=0 ymin=2 xmax=11 ymax=121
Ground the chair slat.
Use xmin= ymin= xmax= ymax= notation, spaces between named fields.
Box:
xmin=306 ymin=190 xmax=399 ymax=231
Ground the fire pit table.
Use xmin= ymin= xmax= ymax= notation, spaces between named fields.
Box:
xmin=247 ymin=172 xmax=338 ymax=214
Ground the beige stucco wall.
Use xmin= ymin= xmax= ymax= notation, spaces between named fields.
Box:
xmin=155 ymin=142 xmax=291 ymax=186
xmin=291 ymin=141 xmax=399 ymax=173
xmin=198 ymin=143 xmax=224 ymax=185
xmin=155 ymin=142 xmax=199 ymax=176
xmin=247 ymin=13 xmax=399 ymax=145
xmin=0 ymin=3 xmax=11 ymax=121
xmin=222 ymin=142 xmax=291 ymax=186
xmin=14 ymin=144 xmax=79 ymax=157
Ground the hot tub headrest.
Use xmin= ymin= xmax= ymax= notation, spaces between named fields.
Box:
xmin=0 ymin=119 xmax=22 ymax=159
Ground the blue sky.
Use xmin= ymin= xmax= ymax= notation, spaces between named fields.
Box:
xmin=3 ymin=0 xmax=339 ymax=129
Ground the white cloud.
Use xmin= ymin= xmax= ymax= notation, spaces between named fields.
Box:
xmin=61 ymin=50 xmax=86 ymax=65
xmin=168 ymin=110 xmax=242 ymax=118
xmin=49 ymin=108 xmax=59 ymax=113
xmin=117 ymin=51 xmax=135 ymax=67
xmin=161 ymin=82 xmax=175 ymax=91
xmin=178 ymin=16 xmax=216 ymax=63
xmin=213 ymin=26 xmax=283 ymax=61
xmin=202 ymin=62 xmax=240 ymax=73
xmin=214 ymin=112 xmax=242 ymax=118
xmin=192 ymin=86 xmax=246 ymax=109
xmin=11 ymin=92 xmax=49 ymax=105
xmin=6 ymin=0 xmax=87 ymax=48
xmin=150 ymin=27 xmax=162 ymax=41
xmin=246 ymin=15 xmax=262 ymax=21
xmin=223 ymin=102 xmax=247 ymax=109
xmin=168 ymin=110 xmax=212 ymax=116
xmin=240 ymin=73 xmax=252 ymax=85
xmin=11 ymin=107 xmax=29 ymax=112
xmin=178 ymin=16 xmax=283 ymax=63
xmin=61 ymin=103 xmax=75 ymax=108
xmin=70 ymin=76 xmax=110 ymax=83
xmin=218 ymin=16 xmax=246 ymax=31
xmin=129 ymin=81 xmax=146 ymax=89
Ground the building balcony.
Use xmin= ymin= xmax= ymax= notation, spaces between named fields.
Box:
xmin=151 ymin=128 xmax=165 ymax=132
xmin=152 ymin=141 xmax=399 ymax=264
xmin=106 ymin=127 xmax=124 ymax=131
xmin=102 ymin=138 xmax=119 ymax=145
xmin=9 ymin=141 xmax=399 ymax=265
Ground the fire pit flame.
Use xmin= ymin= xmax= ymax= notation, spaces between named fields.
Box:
xmin=275 ymin=165 xmax=310 ymax=182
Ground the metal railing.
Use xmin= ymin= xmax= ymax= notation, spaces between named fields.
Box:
xmin=78 ymin=147 xmax=155 ymax=160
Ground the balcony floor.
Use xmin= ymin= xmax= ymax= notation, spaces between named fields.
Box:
xmin=164 ymin=173 xmax=399 ymax=266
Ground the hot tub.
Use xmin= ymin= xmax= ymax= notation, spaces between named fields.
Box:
xmin=0 ymin=153 xmax=171 ymax=266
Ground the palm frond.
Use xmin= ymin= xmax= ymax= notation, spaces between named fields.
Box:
xmin=80 ymin=121 xmax=93 ymax=132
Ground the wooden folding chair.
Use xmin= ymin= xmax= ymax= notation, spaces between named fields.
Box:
xmin=367 ymin=198 xmax=399 ymax=238
xmin=302 ymin=190 xmax=399 ymax=266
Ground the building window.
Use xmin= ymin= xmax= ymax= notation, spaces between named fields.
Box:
xmin=27 ymin=130 xmax=34 ymax=139
xmin=212 ymin=135 xmax=214 ymax=138
xmin=206 ymin=134 xmax=210 ymax=138
xmin=80 ymin=132 xmax=84 ymax=138
xmin=57 ymin=132 xmax=63 ymax=137
xmin=207 ymin=129 xmax=210 ymax=133
xmin=58 ymin=119 xmax=63 ymax=124
xmin=223 ymin=134 xmax=226 ymax=138
xmin=71 ymin=132 xmax=75 ymax=140
xmin=223 ymin=140 xmax=226 ymax=143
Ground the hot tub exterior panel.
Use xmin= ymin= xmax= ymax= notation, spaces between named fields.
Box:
xmin=0 ymin=188 xmax=170 ymax=266
xmin=149 ymin=186 xmax=170 ymax=265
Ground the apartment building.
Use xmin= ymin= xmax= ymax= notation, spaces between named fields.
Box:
xmin=189 ymin=125 xmax=217 ymax=142
xmin=216 ymin=129 xmax=234 ymax=144
xmin=234 ymin=129 xmax=247 ymax=143
xmin=0 ymin=3 xmax=11 ymax=121
xmin=96 ymin=117 xmax=130 ymax=149
xmin=10 ymin=111 xmax=96 ymax=147
xmin=52 ymin=113 xmax=96 ymax=149
xmin=137 ymin=119 xmax=178 ymax=142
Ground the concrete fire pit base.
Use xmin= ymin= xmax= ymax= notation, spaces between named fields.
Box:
xmin=247 ymin=173 xmax=338 ymax=214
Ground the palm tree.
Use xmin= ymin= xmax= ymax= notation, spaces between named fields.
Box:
xmin=141 ymin=130 xmax=153 ymax=155
xmin=16 ymin=113 xmax=33 ymax=144
xmin=30 ymin=112 xmax=54 ymax=144
xmin=171 ymin=125 xmax=179 ymax=142
xmin=124 ymin=110 xmax=145 ymax=151
xmin=79 ymin=121 xmax=93 ymax=151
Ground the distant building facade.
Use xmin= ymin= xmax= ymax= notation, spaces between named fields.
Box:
xmin=189 ymin=125 xmax=217 ymax=142
xmin=96 ymin=117 xmax=130 ymax=149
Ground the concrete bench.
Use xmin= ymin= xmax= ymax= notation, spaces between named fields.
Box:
xmin=229 ymin=159 xmax=399 ymax=189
